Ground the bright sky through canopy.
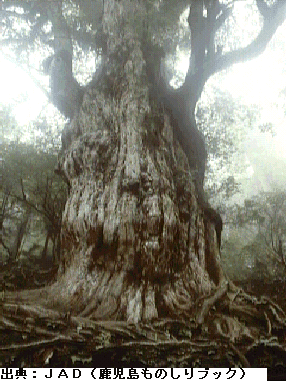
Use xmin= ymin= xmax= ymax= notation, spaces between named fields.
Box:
xmin=0 ymin=56 xmax=47 ymax=125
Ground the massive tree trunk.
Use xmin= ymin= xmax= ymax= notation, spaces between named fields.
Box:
xmin=45 ymin=0 xmax=223 ymax=323
xmin=4 ymin=0 xmax=286 ymax=369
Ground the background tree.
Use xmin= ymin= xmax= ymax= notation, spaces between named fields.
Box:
xmin=219 ymin=188 xmax=286 ymax=287
xmin=197 ymin=88 xmax=260 ymax=203
xmin=1 ymin=105 xmax=67 ymax=265
xmin=0 ymin=141 xmax=68 ymax=265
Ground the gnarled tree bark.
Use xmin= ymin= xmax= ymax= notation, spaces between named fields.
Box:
xmin=43 ymin=0 xmax=223 ymax=323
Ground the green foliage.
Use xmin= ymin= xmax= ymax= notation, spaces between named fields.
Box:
xmin=222 ymin=188 xmax=286 ymax=282
xmin=0 ymin=105 xmax=18 ymax=141
xmin=0 ymin=100 xmax=66 ymax=219
xmin=230 ymin=190 xmax=286 ymax=244
xmin=197 ymin=87 xmax=259 ymax=201
xmin=1 ymin=141 xmax=68 ymax=252
xmin=223 ymin=230 xmax=285 ymax=282
xmin=198 ymin=88 xmax=259 ymax=161
xmin=247 ymin=190 xmax=286 ymax=249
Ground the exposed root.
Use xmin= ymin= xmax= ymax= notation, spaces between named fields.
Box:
xmin=1 ymin=282 xmax=286 ymax=368
xmin=195 ymin=279 xmax=228 ymax=324
xmin=228 ymin=342 xmax=251 ymax=367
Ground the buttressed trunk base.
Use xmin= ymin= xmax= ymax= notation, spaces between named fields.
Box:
xmin=47 ymin=1 xmax=224 ymax=323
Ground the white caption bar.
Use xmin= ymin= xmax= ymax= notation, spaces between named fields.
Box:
xmin=0 ymin=367 xmax=267 ymax=381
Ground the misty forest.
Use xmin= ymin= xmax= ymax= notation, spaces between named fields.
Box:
xmin=2 ymin=0 xmax=286 ymax=373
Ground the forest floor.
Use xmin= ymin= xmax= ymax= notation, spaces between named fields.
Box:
xmin=237 ymin=279 xmax=286 ymax=312
xmin=1 ymin=260 xmax=286 ymax=380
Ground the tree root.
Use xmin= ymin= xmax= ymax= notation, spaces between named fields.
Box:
xmin=1 ymin=265 xmax=286 ymax=367
xmin=1 ymin=283 xmax=286 ymax=368
xmin=195 ymin=279 xmax=228 ymax=324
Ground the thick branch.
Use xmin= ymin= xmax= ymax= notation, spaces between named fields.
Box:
xmin=210 ymin=0 xmax=286 ymax=76
xmin=256 ymin=0 xmax=272 ymax=19
xmin=215 ymin=5 xmax=232 ymax=31
xmin=179 ymin=0 xmax=286 ymax=107
xmin=48 ymin=0 xmax=72 ymax=56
